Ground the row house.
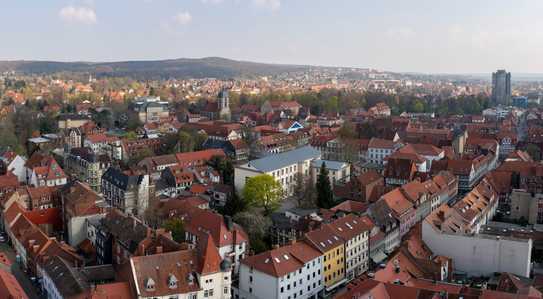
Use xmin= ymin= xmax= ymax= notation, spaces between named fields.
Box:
xmin=176 ymin=148 xmax=226 ymax=168
xmin=239 ymin=241 xmax=323 ymax=299
xmin=304 ymin=224 xmax=346 ymax=294
xmin=432 ymin=154 xmax=494 ymax=194
xmin=61 ymin=181 xmax=106 ymax=247
xmin=368 ymin=199 xmax=400 ymax=255
xmin=383 ymin=154 xmax=419 ymax=187
xmin=25 ymin=153 xmax=67 ymax=187
xmin=101 ymin=167 xmax=150 ymax=217
xmin=0 ymin=151 xmax=27 ymax=183
xmin=84 ymin=133 xmax=121 ymax=158
xmin=0 ymin=172 xmax=19 ymax=200
xmin=64 ymin=147 xmax=111 ymax=193
xmin=367 ymin=138 xmax=401 ymax=167
xmin=380 ymin=188 xmax=416 ymax=237
xmin=93 ymin=209 xmax=151 ymax=265
xmin=398 ymin=143 xmax=445 ymax=168
xmin=179 ymin=206 xmax=249 ymax=273
xmin=137 ymin=153 xmax=179 ymax=180
xmin=327 ymin=214 xmax=371 ymax=281
xmin=129 ymin=237 xmax=232 ymax=299
xmin=157 ymin=165 xmax=195 ymax=197
xmin=333 ymin=170 xmax=385 ymax=204
xmin=40 ymin=256 xmax=131 ymax=299
xmin=2 ymin=201 xmax=82 ymax=276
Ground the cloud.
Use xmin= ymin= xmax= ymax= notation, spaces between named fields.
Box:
xmin=385 ymin=27 xmax=415 ymax=41
xmin=253 ymin=0 xmax=281 ymax=11
xmin=173 ymin=11 xmax=192 ymax=25
xmin=59 ymin=6 xmax=97 ymax=24
xmin=201 ymin=0 xmax=225 ymax=4
xmin=201 ymin=0 xmax=281 ymax=11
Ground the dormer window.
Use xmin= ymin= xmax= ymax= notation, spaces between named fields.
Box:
xmin=145 ymin=278 xmax=155 ymax=291
xmin=168 ymin=274 xmax=178 ymax=289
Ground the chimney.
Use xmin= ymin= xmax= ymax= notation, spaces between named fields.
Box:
xmin=156 ymin=246 xmax=163 ymax=254
xmin=138 ymin=242 xmax=145 ymax=255
xmin=290 ymin=238 xmax=297 ymax=245
xmin=33 ymin=244 xmax=40 ymax=254
xmin=393 ymin=259 xmax=400 ymax=274
xmin=29 ymin=239 xmax=36 ymax=248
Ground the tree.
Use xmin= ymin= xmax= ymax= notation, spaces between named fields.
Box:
xmin=178 ymin=131 xmax=195 ymax=153
xmin=525 ymin=144 xmax=542 ymax=161
xmin=293 ymin=172 xmax=316 ymax=208
xmin=338 ymin=121 xmax=357 ymax=139
xmin=162 ymin=218 xmax=185 ymax=243
xmin=233 ymin=210 xmax=272 ymax=254
xmin=221 ymin=191 xmax=247 ymax=216
xmin=242 ymin=174 xmax=283 ymax=215
xmin=316 ymin=163 xmax=335 ymax=208
xmin=128 ymin=147 xmax=154 ymax=165
xmin=124 ymin=131 xmax=138 ymax=140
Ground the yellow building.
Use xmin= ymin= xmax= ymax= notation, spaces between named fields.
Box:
xmin=305 ymin=224 xmax=346 ymax=292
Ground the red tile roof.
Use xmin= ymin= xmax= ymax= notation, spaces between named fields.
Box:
xmin=0 ymin=268 xmax=28 ymax=299
xmin=242 ymin=241 xmax=321 ymax=277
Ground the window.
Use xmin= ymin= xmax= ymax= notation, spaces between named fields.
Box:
xmin=249 ymin=287 xmax=252 ymax=293
xmin=224 ymin=287 xmax=229 ymax=294
xmin=249 ymin=276 xmax=253 ymax=283
xmin=281 ymin=287 xmax=284 ymax=293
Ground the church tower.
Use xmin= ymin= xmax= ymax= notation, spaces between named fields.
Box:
xmin=218 ymin=89 xmax=231 ymax=121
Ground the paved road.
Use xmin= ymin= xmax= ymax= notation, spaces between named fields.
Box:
xmin=0 ymin=243 xmax=41 ymax=299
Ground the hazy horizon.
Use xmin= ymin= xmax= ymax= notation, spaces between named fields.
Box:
xmin=2 ymin=0 xmax=543 ymax=74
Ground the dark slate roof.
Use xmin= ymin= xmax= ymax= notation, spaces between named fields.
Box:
xmin=100 ymin=210 xmax=149 ymax=253
xmin=42 ymin=256 xmax=89 ymax=298
xmin=102 ymin=167 xmax=143 ymax=191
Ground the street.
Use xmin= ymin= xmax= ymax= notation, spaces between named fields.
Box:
xmin=0 ymin=243 xmax=41 ymax=299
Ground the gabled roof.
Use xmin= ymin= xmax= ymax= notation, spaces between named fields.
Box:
xmin=304 ymin=224 xmax=344 ymax=253
xmin=241 ymin=241 xmax=320 ymax=277
xmin=381 ymin=188 xmax=414 ymax=217
xmin=181 ymin=206 xmax=248 ymax=247
xmin=130 ymin=250 xmax=202 ymax=297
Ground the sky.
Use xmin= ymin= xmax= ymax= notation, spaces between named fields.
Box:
xmin=1 ymin=0 xmax=543 ymax=74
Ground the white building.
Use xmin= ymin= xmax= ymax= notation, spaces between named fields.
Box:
xmin=328 ymin=214 xmax=370 ymax=281
xmin=235 ymin=146 xmax=321 ymax=196
xmin=0 ymin=152 xmax=27 ymax=183
xmin=422 ymin=178 xmax=532 ymax=277
xmin=310 ymin=159 xmax=350 ymax=186
xmin=367 ymin=138 xmax=400 ymax=166
xmin=238 ymin=241 xmax=323 ymax=299
xmin=422 ymin=220 xmax=532 ymax=277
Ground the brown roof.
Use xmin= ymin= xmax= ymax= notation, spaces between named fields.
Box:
xmin=0 ymin=268 xmax=28 ymax=299
xmin=304 ymin=224 xmax=344 ymax=253
xmin=175 ymin=149 xmax=226 ymax=167
xmin=368 ymin=138 xmax=395 ymax=149
xmin=328 ymin=214 xmax=371 ymax=240
xmin=331 ymin=200 xmax=368 ymax=214
xmin=381 ymin=188 xmax=414 ymax=217
xmin=130 ymin=250 xmax=203 ymax=297
xmin=241 ymin=241 xmax=321 ymax=277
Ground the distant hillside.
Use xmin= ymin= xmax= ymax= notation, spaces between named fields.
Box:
xmin=0 ymin=57 xmax=310 ymax=79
